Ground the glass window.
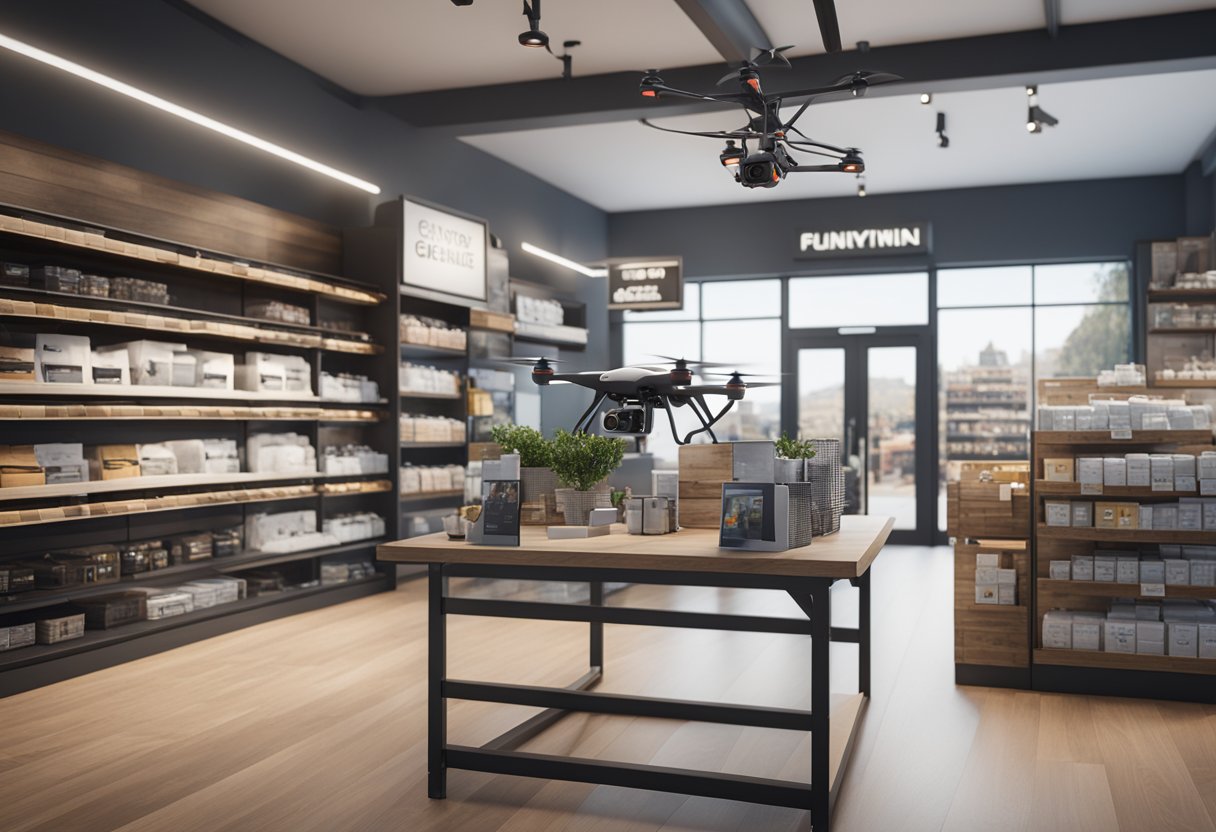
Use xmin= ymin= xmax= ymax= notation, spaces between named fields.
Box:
xmin=703 ymin=319 xmax=782 ymax=443
xmin=701 ymin=279 xmax=781 ymax=319
xmin=1034 ymin=262 xmax=1129 ymax=305
xmin=622 ymin=282 xmax=700 ymax=322
xmin=622 ymin=321 xmax=700 ymax=367
xmin=868 ymin=346 xmax=918 ymax=530
xmin=789 ymin=273 xmax=929 ymax=328
xmin=1035 ymin=304 xmax=1131 ymax=378
xmin=937 ymin=266 xmax=1032 ymax=308
xmin=797 ymin=348 xmax=846 ymax=448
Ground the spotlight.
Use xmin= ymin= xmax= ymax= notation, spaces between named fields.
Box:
xmin=857 ymin=181 xmax=866 ymax=198
xmin=839 ymin=150 xmax=864 ymax=173
xmin=519 ymin=0 xmax=548 ymax=48
xmin=1024 ymin=84 xmax=1058 ymax=133
xmin=936 ymin=112 xmax=949 ymax=148
xmin=920 ymin=92 xmax=932 ymax=105
xmin=640 ymin=69 xmax=663 ymax=98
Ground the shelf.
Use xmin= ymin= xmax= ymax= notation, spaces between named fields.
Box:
xmin=1037 ymin=524 xmax=1214 ymax=544
xmin=400 ymin=489 xmax=464 ymax=505
xmin=0 ymin=471 xmax=386 ymax=504
xmin=1033 ymin=648 xmax=1216 ymax=676
xmin=400 ymin=342 xmax=467 ymax=359
xmin=0 ymin=573 xmax=389 ymax=672
xmin=1151 ymin=379 xmax=1216 ymax=388
xmin=401 ymin=442 xmax=467 ymax=449
xmin=1148 ymin=287 xmax=1216 ymax=299
xmin=0 ymin=207 xmax=383 ymax=306
xmin=1034 ymin=430 xmax=1213 ymax=445
xmin=513 ymin=321 xmax=589 ymax=349
xmin=961 ymin=603 xmax=1028 ymax=616
xmin=0 ymin=539 xmax=386 ymax=615
xmin=0 ymin=404 xmax=381 ymax=422
xmin=1037 ymin=578 xmax=1216 ymax=602
xmin=400 ymin=390 xmax=463 ymax=400
xmin=1034 ymin=481 xmax=1201 ymax=499
xmin=0 ymin=382 xmax=323 ymax=403
xmin=1149 ymin=328 xmax=1216 ymax=335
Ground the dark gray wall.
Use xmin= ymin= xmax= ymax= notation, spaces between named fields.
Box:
xmin=608 ymin=175 xmax=1190 ymax=277
xmin=1183 ymin=160 xmax=1215 ymax=236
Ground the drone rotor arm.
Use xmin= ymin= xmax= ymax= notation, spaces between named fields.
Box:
xmin=639 ymin=119 xmax=758 ymax=141
xmin=646 ymin=84 xmax=753 ymax=105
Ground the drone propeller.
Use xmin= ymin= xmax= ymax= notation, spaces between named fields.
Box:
xmin=716 ymin=45 xmax=795 ymax=87
xmin=831 ymin=69 xmax=903 ymax=97
xmin=649 ymin=355 xmax=736 ymax=369
xmin=499 ymin=356 xmax=565 ymax=367
xmin=703 ymin=370 xmax=790 ymax=378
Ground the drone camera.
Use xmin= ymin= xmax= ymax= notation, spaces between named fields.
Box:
xmin=602 ymin=406 xmax=651 ymax=434
xmin=739 ymin=152 xmax=782 ymax=189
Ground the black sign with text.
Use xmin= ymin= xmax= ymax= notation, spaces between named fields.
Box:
xmin=607 ymin=257 xmax=683 ymax=310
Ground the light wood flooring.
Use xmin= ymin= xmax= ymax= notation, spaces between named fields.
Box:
xmin=0 ymin=545 xmax=1214 ymax=832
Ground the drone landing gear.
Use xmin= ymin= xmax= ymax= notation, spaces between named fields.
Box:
xmin=660 ymin=394 xmax=735 ymax=445
xmin=571 ymin=391 xmax=610 ymax=434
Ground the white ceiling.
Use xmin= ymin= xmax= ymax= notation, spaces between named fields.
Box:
xmin=460 ymin=68 xmax=1216 ymax=212
xmin=189 ymin=0 xmax=1216 ymax=95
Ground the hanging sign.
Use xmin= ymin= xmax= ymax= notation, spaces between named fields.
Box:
xmin=795 ymin=222 xmax=932 ymax=258
xmin=402 ymin=197 xmax=487 ymax=302
xmin=607 ymin=257 xmax=683 ymax=310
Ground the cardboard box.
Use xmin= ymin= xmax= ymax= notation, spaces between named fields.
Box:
xmin=997 ymin=584 xmax=1017 ymax=605
xmin=976 ymin=552 xmax=1001 ymax=569
xmin=1198 ymin=454 xmax=1216 ymax=480
xmin=1154 ymin=505 xmax=1178 ymax=530
xmin=1116 ymin=557 xmax=1139 ymax=584
xmin=1077 ymin=457 xmax=1103 ymax=486
xmin=1104 ymin=620 xmax=1137 ymax=654
xmin=1126 ymin=454 xmax=1151 ymax=487
xmin=1140 ymin=560 xmax=1165 ymax=583
xmin=1115 ymin=503 xmax=1139 ymax=529
xmin=1072 ymin=615 xmax=1103 ymax=651
xmin=1103 ymin=457 xmax=1127 ymax=486
xmin=1191 ymin=560 xmax=1216 ymax=587
xmin=0 ymin=445 xmax=45 ymax=487
xmin=975 ymin=565 xmax=1000 ymax=585
xmin=1042 ymin=611 xmax=1073 ymax=649
xmin=87 ymin=445 xmax=141 ymax=480
xmin=1045 ymin=501 xmax=1072 ymax=527
xmin=677 ymin=442 xmax=778 ymax=529
xmin=1168 ymin=622 xmax=1198 ymax=658
xmin=1071 ymin=554 xmax=1094 ymax=581
xmin=90 ymin=349 xmax=129 ymax=385
xmin=1138 ymin=505 xmax=1153 ymax=530
xmin=1136 ymin=621 xmax=1166 ymax=656
xmin=975 ymin=584 xmax=999 ymax=605
xmin=1094 ymin=501 xmax=1119 ymax=529
xmin=0 ymin=346 xmax=35 ymax=382
xmin=1164 ymin=559 xmax=1191 ymax=586
xmin=1094 ymin=556 xmax=1118 ymax=583
xmin=33 ymin=443 xmax=88 ymax=485
xmin=188 ymin=350 xmax=234 ymax=390
xmin=1043 ymin=458 xmax=1075 ymax=482
xmin=1199 ymin=622 xmax=1216 ymax=660
xmin=1049 ymin=560 xmax=1072 ymax=580
xmin=1178 ymin=501 xmax=1203 ymax=531
xmin=1150 ymin=455 xmax=1175 ymax=492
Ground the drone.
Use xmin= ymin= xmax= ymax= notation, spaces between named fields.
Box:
xmin=637 ymin=48 xmax=900 ymax=189
xmin=506 ymin=356 xmax=778 ymax=445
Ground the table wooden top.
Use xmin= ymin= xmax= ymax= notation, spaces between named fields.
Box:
xmin=377 ymin=514 xmax=894 ymax=579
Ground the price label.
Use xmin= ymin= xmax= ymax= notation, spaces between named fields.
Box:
xmin=1111 ymin=429 xmax=1133 ymax=440
xmin=1080 ymin=483 xmax=1103 ymax=496
xmin=1140 ymin=582 xmax=1166 ymax=598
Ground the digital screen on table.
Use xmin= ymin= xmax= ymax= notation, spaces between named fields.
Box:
xmin=721 ymin=489 xmax=766 ymax=541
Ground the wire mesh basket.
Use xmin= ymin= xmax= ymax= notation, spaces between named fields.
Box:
xmin=786 ymin=482 xmax=816 ymax=548
xmin=806 ymin=438 xmax=845 ymax=537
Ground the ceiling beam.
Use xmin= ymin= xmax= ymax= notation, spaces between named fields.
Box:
xmin=1043 ymin=0 xmax=1061 ymax=38
xmin=812 ymin=0 xmax=842 ymax=53
xmin=672 ymin=0 xmax=771 ymax=64
xmin=373 ymin=10 xmax=1216 ymax=134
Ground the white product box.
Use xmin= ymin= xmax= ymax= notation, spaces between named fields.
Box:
xmin=1042 ymin=611 xmax=1073 ymax=649
xmin=1178 ymin=501 xmax=1203 ymax=531
xmin=1204 ymin=501 xmax=1216 ymax=530
xmin=137 ymin=443 xmax=179 ymax=476
xmin=1071 ymin=502 xmax=1093 ymax=527
xmin=998 ymin=584 xmax=1017 ymax=605
xmin=1090 ymin=401 xmax=1110 ymax=430
xmin=1043 ymin=459 xmax=1075 ymax=482
xmin=1104 ymin=620 xmax=1137 ymax=654
xmin=1154 ymin=505 xmax=1179 ymax=530
xmin=90 ymin=348 xmax=129 ymax=385
xmin=1045 ymin=501 xmax=1071 ymax=527
xmin=1173 ymin=455 xmax=1197 ymax=479
xmin=1054 ymin=409 xmax=1076 ymax=430
xmin=1116 ymin=557 xmax=1140 ymax=584
xmin=975 ymin=584 xmax=999 ymax=605
xmin=1135 ymin=603 xmax=1161 ymax=621
xmin=35 ymin=334 xmax=91 ymax=384
xmin=33 ymin=443 xmax=88 ymax=484
xmin=1199 ymin=622 xmax=1216 ymax=659
xmin=1150 ymin=455 xmax=1175 ymax=492
xmin=1103 ymin=457 xmax=1127 ymax=486
xmin=1126 ymin=454 xmax=1151 ymax=487
xmin=1139 ymin=560 xmax=1165 ymax=584
xmin=1075 ymin=407 xmax=1094 ymax=430
xmin=1198 ymin=453 xmax=1216 ymax=480
xmin=1168 ymin=622 xmax=1199 ymax=658
xmin=1077 ymin=457 xmax=1104 ymax=485
xmin=119 ymin=340 xmax=180 ymax=386
xmin=1072 ymin=614 xmax=1104 ymax=651
xmin=202 ymin=438 xmax=240 ymax=473
xmin=165 ymin=439 xmax=206 ymax=474
xmin=997 ymin=568 xmax=1017 ymax=585
xmin=1164 ymin=559 xmax=1191 ymax=586
xmin=170 ymin=351 xmax=196 ymax=387
xmin=1136 ymin=621 xmax=1166 ymax=655
xmin=1071 ymin=555 xmax=1094 ymax=581
xmin=975 ymin=566 xmax=1000 ymax=585
xmin=976 ymin=552 xmax=1001 ymax=569
xmin=1094 ymin=556 xmax=1118 ymax=583
xmin=238 ymin=353 xmax=286 ymax=392
xmin=1049 ymin=560 xmax=1072 ymax=580
xmin=1037 ymin=406 xmax=1055 ymax=430
xmin=1107 ymin=401 xmax=1132 ymax=431
xmin=188 ymin=350 xmax=235 ymax=390
xmin=1168 ymin=406 xmax=1196 ymax=430
xmin=1139 ymin=505 xmax=1154 ymax=530
xmin=1191 ymin=560 xmax=1216 ymax=587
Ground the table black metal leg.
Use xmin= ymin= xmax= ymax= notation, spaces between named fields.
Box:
xmin=589 ymin=580 xmax=604 ymax=671
xmin=428 ymin=563 xmax=447 ymax=799
xmin=856 ymin=571 xmax=871 ymax=697
xmin=810 ymin=580 xmax=832 ymax=831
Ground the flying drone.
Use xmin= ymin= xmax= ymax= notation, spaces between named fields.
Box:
xmin=506 ymin=356 xmax=778 ymax=445
xmin=637 ymin=48 xmax=901 ymax=189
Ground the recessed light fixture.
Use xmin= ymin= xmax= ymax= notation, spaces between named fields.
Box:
xmin=521 ymin=242 xmax=607 ymax=278
xmin=0 ymin=31 xmax=381 ymax=194
xmin=919 ymin=93 xmax=932 ymax=105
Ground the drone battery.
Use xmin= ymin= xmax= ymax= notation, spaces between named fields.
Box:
xmin=168 ymin=532 xmax=213 ymax=564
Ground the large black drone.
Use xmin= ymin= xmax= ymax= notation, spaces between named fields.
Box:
xmin=638 ymin=49 xmax=900 ymax=189
xmin=507 ymin=357 xmax=777 ymax=445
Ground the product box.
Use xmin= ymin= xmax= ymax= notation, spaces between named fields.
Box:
xmin=1071 ymin=502 xmax=1093 ymax=527
xmin=1198 ymin=454 xmax=1216 ymax=481
xmin=1199 ymin=622 xmax=1216 ymax=660
xmin=87 ymin=445 xmax=141 ymax=480
xmin=1115 ymin=503 xmax=1139 ymax=529
xmin=975 ymin=566 xmax=1000 ymax=585
xmin=0 ymin=345 xmax=35 ymax=382
xmin=1072 ymin=614 xmax=1103 ymax=651
xmin=1154 ymin=505 xmax=1179 ymax=530
xmin=997 ymin=584 xmax=1016 ymax=605
xmin=1077 ymin=457 xmax=1103 ymax=486
xmin=0 ymin=445 xmax=45 ymax=487
xmin=0 ymin=567 xmax=35 ymax=594
xmin=1205 ymin=501 xmax=1216 ymax=531
xmin=1126 ymin=454 xmax=1151 ymax=487
xmin=1178 ymin=501 xmax=1203 ymax=531
xmin=1136 ymin=621 xmax=1166 ymax=656
xmin=0 ymin=621 xmax=35 ymax=652
xmin=1103 ymin=457 xmax=1127 ymax=487
xmin=115 ymin=341 xmax=180 ymax=386
xmin=238 ymin=352 xmax=286 ymax=392
xmin=976 ymin=552 xmax=1001 ymax=568
xmin=1191 ymin=560 xmax=1216 ymax=587
xmin=1140 ymin=559 xmax=1166 ymax=584
xmin=136 ymin=444 xmax=178 ymax=477
xmin=1168 ymin=622 xmax=1199 ymax=658
xmin=1042 ymin=611 xmax=1073 ymax=649
xmin=1043 ymin=458 xmax=1075 ymax=482
xmin=1173 ymin=455 xmax=1197 ymax=492
xmin=1045 ymin=501 xmax=1071 ymax=527
xmin=1 ymin=261 xmax=30 ymax=287
xmin=1150 ymin=455 xmax=1175 ymax=492
xmin=35 ymin=333 xmax=91 ymax=384
xmin=132 ymin=588 xmax=195 ymax=620
xmin=33 ymin=443 xmax=88 ymax=485
xmin=1094 ymin=555 xmax=1118 ymax=583
xmin=1116 ymin=557 xmax=1140 ymax=584
xmin=1108 ymin=401 xmax=1132 ymax=431
xmin=1094 ymin=501 xmax=1119 ymax=529
xmin=74 ymin=592 xmax=147 ymax=629
xmin=188 ymin=350 xmax=235 ymax=390
xmin=90 ymin=348 xmax=130 ymax=385
xmin=168 ymin=532 xmax=213 ymax=564
xmin=171 ymin=351 xmax=197 ymax=387
xmin=1139 ymin=505 xmax=1154 ymax=530
xmin=35 ymin=609 xmax=85 ymax=644
xmin=1071 ymin=554 xmax=1094 ymax=581
xmin=1164 ymin=559 xmax=1191 ymax=586
xmin=1104 ymin=619 xmax=1137 ymax=654
xmin=1049 ymin=560 xmax=1072 ymax=580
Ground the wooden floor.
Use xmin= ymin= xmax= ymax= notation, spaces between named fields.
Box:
xmin=1 ymin=545 xmax=1214 ymax=832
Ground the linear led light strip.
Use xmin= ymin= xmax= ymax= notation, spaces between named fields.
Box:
xmin=521 ymin=242 xmax=607 ymax=277
xmin=0 ymin=32 xmax=381 ymax=194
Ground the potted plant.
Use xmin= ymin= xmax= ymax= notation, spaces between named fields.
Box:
xmin=549 ymin=429 xmax=626 ymax=525
xmin=490 ymin=424 xmax=557 ymax=523
xmin=774 ymin=432 xmax=817 ymax=483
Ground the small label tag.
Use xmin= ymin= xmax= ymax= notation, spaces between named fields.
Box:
xmin=1111 ymin=429 xmax=1133 ymax=440
xmin=1152 ymin=478 xmax=1173 ymax=492
xmin=1080 ymin=483 xmax=1103 ymax=496
xmin=1140 ymin=583 xmax=1166 ymax=598
xmin=999 ymin=483 xmax=1011 ymax=502
xmin=1202 ymin=480 xmax=1216 ymax=496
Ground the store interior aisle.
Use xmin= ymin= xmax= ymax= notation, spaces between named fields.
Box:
xmin=0 ymin=547 xmax=1212 ymax=832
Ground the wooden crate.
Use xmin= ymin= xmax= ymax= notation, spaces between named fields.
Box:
xmin=945 ymin=481 xmax=1031 ymax=540
xmin=955 ymin=540 xmax=1030 ymax=669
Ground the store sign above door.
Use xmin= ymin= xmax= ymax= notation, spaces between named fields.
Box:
xmin=796 ymin=222 xmax=932 ymax=258
xmin=607 ymin=257 xmax=683 ymax=310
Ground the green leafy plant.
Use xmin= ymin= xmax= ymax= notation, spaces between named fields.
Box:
xmin=550 ymin=430 xmax=626 ymax=492
xmin=489 ymin=424 xmax=553 ymax=468
xmin=774 ymin=432 xmax=818 ymax=460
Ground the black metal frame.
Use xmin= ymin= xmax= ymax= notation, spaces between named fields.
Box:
xmin=425 ymin=562 xmax=871 ymax=830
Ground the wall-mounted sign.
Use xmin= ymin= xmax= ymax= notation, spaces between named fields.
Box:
xmin=402 ymin=197 xmax=487 ymax=302
xmin=607 ymin=257 xmax=683 ymax=310
xmin=795 ymin=222 xmax=931 ymax=258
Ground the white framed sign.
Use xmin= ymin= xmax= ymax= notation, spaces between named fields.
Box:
xmin=402 ymin=197 xmax=487 ymax=302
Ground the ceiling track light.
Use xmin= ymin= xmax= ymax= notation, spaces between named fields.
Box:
xmin=1025 ymin=84 xmax=1059 ymax=133
xmin=0 ymin=32 xmax=380 ymax=193
xmin=935 ymin=111 xmax=949 ymax=148
xmin=919 ymin=92 xmax=932 ymax=105
xmin=856 ymin=177 xmax=866 ymax=198
xmin=519 ymin=0 xmax=549 ymax=48
xmin=521 ymin=242 xmax=606 ymax=278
